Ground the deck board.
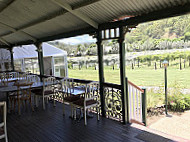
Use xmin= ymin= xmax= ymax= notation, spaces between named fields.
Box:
xmin=1 ymin=102 xmax=173 ymax=142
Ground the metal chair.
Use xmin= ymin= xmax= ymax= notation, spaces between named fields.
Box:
xmin=0 ymin=101 xmax=8 ymax=142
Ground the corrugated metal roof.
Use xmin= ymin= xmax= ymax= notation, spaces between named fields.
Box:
xmin=0 ymin=0 xmax=189 ymax=46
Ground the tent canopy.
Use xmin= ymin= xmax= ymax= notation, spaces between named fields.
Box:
xmin=13 ymin=43 xmax=67 ymax=60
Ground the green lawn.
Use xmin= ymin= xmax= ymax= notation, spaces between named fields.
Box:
xmin=68 ymin=65 xmax=190 ymax=89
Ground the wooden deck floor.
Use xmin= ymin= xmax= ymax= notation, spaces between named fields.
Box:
xmin=3 ymin=102 xmax=174 ymax=142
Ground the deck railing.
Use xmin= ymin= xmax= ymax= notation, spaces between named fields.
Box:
xmin=128 ymin=80 xmax=146 ymax=125
xmin=30 ymin=73 xmax=146 ymax=125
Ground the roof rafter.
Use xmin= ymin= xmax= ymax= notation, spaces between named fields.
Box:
xmin=72 ymin=0 xmax=101 ymax=10
xmin=0 ymin=22 xmax=37 ymax=41
xmin=51 ymin=0 xmax=98 ymax=29
xmin=0 ymin=38 xmax=10 ymax=46
xmin=0 ymin=0 xmax=100 ymax=40
xmin=0 ymin=22 xmax=37 ymax=42
xmin=0 ymin=0 xmax=36 ymax=42
xmin=11 ymin=2 xmax=190 ymax=47
xmin=0 ymin=0 xmax=15 ymax=13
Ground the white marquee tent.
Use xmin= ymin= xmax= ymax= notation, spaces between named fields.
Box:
xmin=13 ymin=43 xmax=68 ymax=77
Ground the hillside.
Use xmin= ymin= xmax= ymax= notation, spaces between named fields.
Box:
xmin=49 ymin=14 xmax=190 ymax=55
xmin=126 ymin=14 xmax=190 ymax=43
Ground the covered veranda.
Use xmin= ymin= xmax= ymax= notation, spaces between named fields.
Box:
xmin=0 ymin=0 xmax=190 ymax=141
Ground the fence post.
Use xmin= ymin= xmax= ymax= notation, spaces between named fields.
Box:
xmin=142 ymin=88 xmax=147 ymax=126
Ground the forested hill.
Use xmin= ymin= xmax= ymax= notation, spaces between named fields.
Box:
xmin=49 ymin=14 xmax=190 ymax=55
xmin=126 ymin=14 xmax=190 ymax=44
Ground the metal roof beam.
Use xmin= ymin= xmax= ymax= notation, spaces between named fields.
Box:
xmin=51 ymin=0 xmax=98 ymax=29
xmin=0 ymin=22 xmax=37 ymax=42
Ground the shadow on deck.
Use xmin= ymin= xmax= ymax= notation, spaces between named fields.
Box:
xmin=4 ymin=102 xmax=175 ymax=142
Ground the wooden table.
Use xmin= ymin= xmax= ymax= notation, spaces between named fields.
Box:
xmin=0 ymin=81 xmax=57 ymax=114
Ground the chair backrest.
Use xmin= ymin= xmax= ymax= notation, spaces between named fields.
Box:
xmin=19 ymin=72 xmax=27 ymax=80
xmin=0 ymin=73 xmax=7 ymax=85
xmin=43 ymin=77 xmax=56 ymax=92
xmin=62 ymin=77 xmax=74 ymax=95
xmin=14 ymin=82 xmax=33 ymax=97
xmin=6 ymin=72 xmax=19 ymax=79
xmin=0 ymin=101 xmax=8 ymax=141
xmin=27 ymin=75 xmax=40 ymax=83
xmin=85 ymin=82 xmax=99 ymax=100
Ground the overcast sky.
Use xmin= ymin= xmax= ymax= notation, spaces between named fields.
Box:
xmin=58 ymin=34 xmax=96 ymax=45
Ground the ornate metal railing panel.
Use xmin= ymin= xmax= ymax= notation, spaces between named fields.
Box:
xmin=104 ymin=86 xmax=122 ymax=121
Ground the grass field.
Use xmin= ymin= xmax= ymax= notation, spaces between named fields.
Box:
xmin=68 ymin=64 xmax=190 ymax=89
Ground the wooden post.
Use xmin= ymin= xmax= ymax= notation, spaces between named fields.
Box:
xmin=97 ymin=30 xmax=105 ymax=117
xmin=119 ymin=26 xmax=128 ymax=124
xmin=142 ymin=88 xmax=147 ymax=126
xmin=35 ymin=42 xmax=44 ymax=79
xmin=180 ymin=57 xmax=182 ymax=70
xmin=184 ymin=59 xmax=186 ymax=68
xmin=138 ymin=57 xmax=140 ymax=68
xmin=132 ymin=63 xmax=134 ymax=70
xmin=155 ymin=62 xmax=157 ymax=70
xmin=9 ymin=47 xmax=15 ymax=71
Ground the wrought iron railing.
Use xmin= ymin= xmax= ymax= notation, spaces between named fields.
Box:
xmin=31 ymin=73 xmax=146 ymax=125
xmin=103 ymin=82 xmax=122 ymax=121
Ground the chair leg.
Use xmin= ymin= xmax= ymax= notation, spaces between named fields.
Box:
xmin=63 ymin=100 xmax=65 ymax=115
xmin=53 ymin=95 xmax=56 ymax=107
xmin=36 ymin=96 xmax=39 ymax=107
xmin=84 ymin=108 xmax=87 ymax=125
xmin=18 ymin=98 xmax=21 ymax=115
xmin=29 ymin=97 xmax=34 ymax=112
xmin=4 ymin=118 xmax=8 ymax=142
xmin=4 ymin=126 xmax=8 ymax=142
xmin=70 ymin=104 xmax=73 ymax=118
xmin=74 ymin=107 xmax=77 ymax=120
xmin=43 ymin=97 xmax=45 ymax=110
xmin=96 ymin=106 xmax=99 ymax=121
xmin=13 ymin=98 xmax=16 ymax=112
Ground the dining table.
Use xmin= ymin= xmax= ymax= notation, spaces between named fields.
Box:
xmin=0 ymin=80 xmax=58 ymax=113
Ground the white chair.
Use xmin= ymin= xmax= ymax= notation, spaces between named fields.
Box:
xmin=26 ymin=75 xmax=40 ymax=83
xmin=60 ymin=78 xmax=81 ymax=116
xmin=35 ymin=77 xmax=56 ymax=110
xmin=0 ymin=101 xmax=8 ymax=142
xmin=73 ymin=82 xmax=100 ymax=125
